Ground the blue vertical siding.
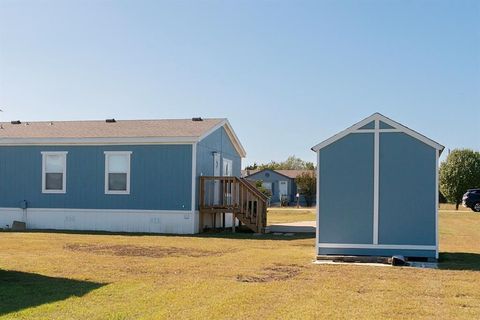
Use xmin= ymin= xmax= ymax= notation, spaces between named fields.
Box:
xmin=0 ymin=145 xmax=192 ymax=210
xmin=319 ymin=133 xmax=374 ymax=244
xmin=379 ymin=121 xmax=395 ymax=129
xmin=379 ymin=132 xmax=436 ymax=246
xmin=358 ymin=121 xmax=375 ymax=130
xmin=245 ymin=170 xmax=293 ymax=203
xmin=195 ymin=126 xmax=242 ymax=208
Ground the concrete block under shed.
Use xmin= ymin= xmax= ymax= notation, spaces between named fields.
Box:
xmin=11 ymin=221 xmax=26 ymax=231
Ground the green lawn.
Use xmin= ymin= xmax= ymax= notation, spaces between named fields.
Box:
xmin=1 ymin=210 xmax=480 ymax=319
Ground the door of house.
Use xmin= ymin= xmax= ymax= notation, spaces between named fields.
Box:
xmin=222 ymin=158 xmax=233 ymax=205
xmin=213 ymin=153 xmax=221 ymax=205
xmin=279 ymin=180 xmax=288 ymax=202
xmin=222 ymin=158 xmax=232 ymax=177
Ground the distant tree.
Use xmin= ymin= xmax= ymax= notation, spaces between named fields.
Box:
xmin=256 ymin=156 xmax=315 ymax=171
xmin=440 ymin=149 xmax=480 ymax=210
xmin=258 ymin=161 xmax=281 ymax=170
xmin=303 ymin=162 xmax=315 ymax=170
xmin=277 ymin=156 xmax=306 ymax=170
xmin=245 ymin=163 xmax=258 ymax=170
xmin=254 ymin=180 xmax=272 ymax=198
xmin=438 ymin=191 xmax=447 ymax=204
xmin=296 ymin=171 xmax=316 ymax=207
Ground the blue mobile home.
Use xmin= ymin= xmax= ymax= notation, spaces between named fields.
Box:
xmin=0 ymin=118 xmax=246 ymax=234
xmin=243 ymin=169 xmax=315 ymax=206
xmin=312 ymin=113 xmax=444 ymax=260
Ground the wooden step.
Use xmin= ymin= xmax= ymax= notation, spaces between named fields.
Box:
xmin=199 ymin=176 xmax=267 ymax=233
xmin=235 ymin=213 xmax=260 ymax=233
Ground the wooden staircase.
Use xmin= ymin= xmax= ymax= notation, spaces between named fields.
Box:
xmin=199 ymin=176 xmax=268 ymax=233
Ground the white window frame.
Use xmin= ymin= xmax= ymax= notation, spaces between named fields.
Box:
xmin=104 ymin=151 xmax=132 ymax=195
xmin=41 ymin=151 xmax=68 ymax=194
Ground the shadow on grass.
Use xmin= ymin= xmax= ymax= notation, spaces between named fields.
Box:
xmin=0 ymin=228 xmax=315 ymax=241
xmin=189 ymin=230 xmax=316 ymax=240
xmin=438 ymin=252 xmax=480 ymax=271
xmin=0 ymin=270 xmax=104 ymax=316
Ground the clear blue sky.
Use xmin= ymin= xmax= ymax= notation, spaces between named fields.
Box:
xmin=1 ymin=0 xmax=479 ymax=166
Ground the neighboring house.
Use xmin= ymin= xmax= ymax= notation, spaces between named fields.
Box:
xmin=0 ymin=118 xmax=246 ymax=234
xmin=242 ymin=169 xmax=315 ymax=206
xmin=312 ymin=113 xmax=444 ymax=260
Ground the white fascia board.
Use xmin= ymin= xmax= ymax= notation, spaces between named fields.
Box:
xmin=311 ymin=112 xmax=444 ymax=153
xmin=223 ymin=120 xmax=247 ymax=158
xmin=0 ymin=136 xmax=198 ymax=146
xmin=197 ymin=119 xmax=227 ymax=142
xmin=311 ymin=114 xmax=378 ymax=152
xmin=377 ymin=114 xmax=445 ymax=153
xmin=197 ymin=119 xmax=247 ymax=158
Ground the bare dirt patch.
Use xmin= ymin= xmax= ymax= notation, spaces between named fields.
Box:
xmin=236 ymin=264 xmax=303 ymax=283
xmin=64 ymin=243 xmax=224 ymax=258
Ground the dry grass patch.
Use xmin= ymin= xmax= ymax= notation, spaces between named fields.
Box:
xmin=236 ymin=264 xmax=303 ymax=283
xmin=0 ymin=211 xmax=479 ymax=319
xmin=64 ymin=243 xmax=224 ymax=258
xmin=439 ymin=203 xmax=471 ymax=212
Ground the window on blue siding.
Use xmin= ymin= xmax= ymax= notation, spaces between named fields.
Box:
xmin=262 ymin=182 xmax=272 ymax=195
xmin=104 ymin=151 xmax=132 ymax=194
xmin=42 ymin=152 xmax=67 ymax=194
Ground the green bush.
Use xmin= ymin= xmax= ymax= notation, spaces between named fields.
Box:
xmin=440 ymin=149 xmax=480 ymax=209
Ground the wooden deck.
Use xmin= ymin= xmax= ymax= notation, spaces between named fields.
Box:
xmin=199 ymin=176 xmax=268 ymax=233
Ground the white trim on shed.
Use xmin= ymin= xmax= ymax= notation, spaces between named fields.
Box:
xmin=311 ymin=113 xmax=444 ymax=153
xmin=312 ymin=112 xmax=443 ymax=258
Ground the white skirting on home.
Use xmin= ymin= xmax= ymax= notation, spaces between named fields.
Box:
xmin=0 ymin=207 xmax=195 ymax=234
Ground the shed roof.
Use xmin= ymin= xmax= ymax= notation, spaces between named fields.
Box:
xmin=0 ymin=118 xmax=246 ymax=157
xmin=243 ymin=169 xmax=314 ymax=179
xmin=311 ymin=113 xmax=444 ymax=153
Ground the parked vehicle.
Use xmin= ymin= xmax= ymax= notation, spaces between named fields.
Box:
xmin=462 ymin=189 xmax=480 ymax=212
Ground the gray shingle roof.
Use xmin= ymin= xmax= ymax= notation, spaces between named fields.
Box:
xmin=0 ymin=118 xmax=224 ymax=138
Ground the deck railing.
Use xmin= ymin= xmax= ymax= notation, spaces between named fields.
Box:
xmin=199 ymin=176 xmax=268 ymax=233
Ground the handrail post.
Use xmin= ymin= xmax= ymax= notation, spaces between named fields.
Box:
xmin=197 ymin=176 xmax=267 ymax=234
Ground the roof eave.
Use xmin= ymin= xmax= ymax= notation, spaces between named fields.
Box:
xmin=0 ymin=136 xmax=199 ymax=145
xmin=197 ymin=119 xmax=247 ymax=158
xmin=311 ymin=113 xmax=444 ymax=153
xmin=244 ymin=168 xmax=296 ymax=180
